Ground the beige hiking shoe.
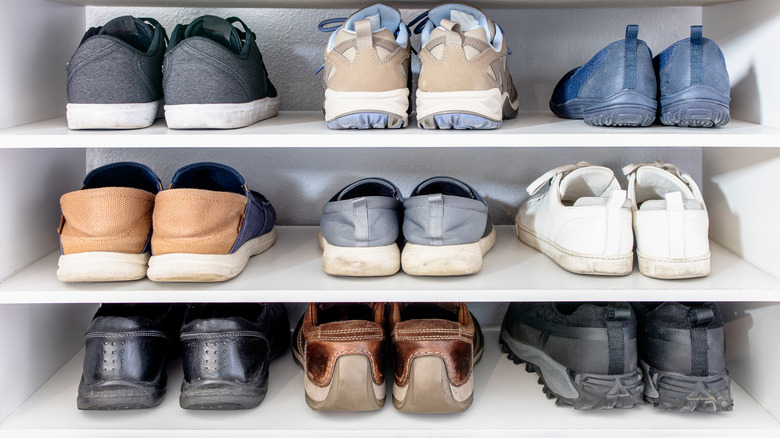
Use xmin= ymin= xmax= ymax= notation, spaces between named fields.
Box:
xmin=321 ymin=4 xmax=412 ymax=129
xmin=416 ymin=4 xmax=519 ymax=129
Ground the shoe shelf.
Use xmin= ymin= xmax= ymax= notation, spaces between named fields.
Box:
xmin=2 ymin=113 xmax=778 ymax=148
xmin=47 ymin=1 xmax=746 ymax=9
xmin=1 ymin=329 xmax=777 ymax=438
xmin=1 ymin=226 xmax=777 ymax=304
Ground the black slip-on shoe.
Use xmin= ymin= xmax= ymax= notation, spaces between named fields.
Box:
xmin=633 ymin=302 xmax=733 ymax=412
xmin=499 ymin=302 xmax=644 ymax=409
xmin=179 ymin=303 xmax=290 ymax=410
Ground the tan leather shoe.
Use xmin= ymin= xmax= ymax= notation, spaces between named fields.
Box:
xmin=291 ymin=303 xmax=387 ymax=411
xmin=390 ymin=302 xmax=484 ymax=413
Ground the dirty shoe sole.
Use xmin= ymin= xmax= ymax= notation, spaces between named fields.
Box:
xmin=401 ymin=227 xmax=496 ymax=276
xmin=67 ymin=100 xmax=162 ymax=130
xmin=318 ymin=230 xmax=400 ymax=276
xmin=58 ymin=251 xmax=150 ymax=282
xmin=77 ymin=376 xmax=165 ymax=410
xmin=641 ymin=360 xmax=733 ymax=412
xmin=637 ymin=250 xmax=710 ymax=279
xmin=147 ymin=228 xmax=276 ymax=282
xmin=165 ymin=96 xmax=280 ymax=129
xmin=499 ymin=330 xmax=644 ymax=409
xmin=393 ymin=355 xmax=475 ymax=413
xmin=324 ymin=89 xmax=409 ymax=129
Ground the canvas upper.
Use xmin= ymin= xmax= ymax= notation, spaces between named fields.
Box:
xmin=67 ymin=16 xmax=166 ymax=105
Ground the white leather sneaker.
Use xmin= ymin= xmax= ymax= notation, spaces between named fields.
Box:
xmin=515 ymin=162 xmax=634 ymax=275
xmin=623 ymin=162 xmax=710 ymax=279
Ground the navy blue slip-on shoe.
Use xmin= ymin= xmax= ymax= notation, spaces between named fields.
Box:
xmin=180 ymin=303 xmax=290 ymax=410
xmin=656 ymin=26 xmax=730 ymax=127
xmin=500 ymin=302 xmax=644 ymax=409
xmin=633 ymin=302 xmax=733 ymax=411
xmin=550 ymin=25 xmax=656 ymax=127
xmin=77 ymin=303 xmax=185 ymax=410
xmin=147 ymin=162 xmax=276 ymax=282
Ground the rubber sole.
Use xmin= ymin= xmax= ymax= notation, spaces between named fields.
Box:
xmin=641 ymin=360 xmax=733 ymax=412
xmin=324 ymin=88 xmax=409 ymax=129
xmin=401 ymin=227 xmax=496 ymax=276
xmin=164 ymin=96 xmax=280 ymax=129
xmin=499 ymin=331 xmax=644 ymax=409
xmin=393 ymin=355 xmax=474 ymax=413
xmin=292 ymin=348 xmax=385 ymax=411
xmin=180 ymin=379 xmax=268 ymax=410
xmin=416 ymin=89 xmax=519 ymax=130
xmin=57 ymin=251 xmax=150 ymax=282
xmin=515 ymin=220 xmax=633 ymax=276
xmin=637 ymin=250 xmax=710 ymax=279
xmin=550 ymin=90 xmax=656 ymax=127
xmin=147 ymin=228 xmax=276 ymax=282
xmin=660 ymin=85 xmax=730 ymax=128
xmin=66 ymin=100 xmax=162 ymax=130
xmin=77 ymin=376 xmax=166 ymax=410
xmin=318 ymin=231 xmax=400 ymax=276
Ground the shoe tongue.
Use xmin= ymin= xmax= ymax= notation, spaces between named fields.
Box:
xmin=99 ymin=16 xmax=154 ymax=51
xmin=559 ymin=166 xmax=618 ymax=201
xmin=185 ymin=15 xmax=243 ymax=54
xmin=346 ymin=4 xmax=401 ymax=33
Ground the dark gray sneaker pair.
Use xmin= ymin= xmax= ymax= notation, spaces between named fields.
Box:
xmin=66 ymin=15 xmax=279 ymax=130
xmin=499 ymin=302 xmax=732 ymax=411
xmin=550 ymin=25 xmax=730 ymax=128
xmin=318 ymin=176 xmax=496 ymax=277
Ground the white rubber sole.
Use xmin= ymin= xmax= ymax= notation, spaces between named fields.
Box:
xmin=57 ymin=251 xmax=150 ymax=282
xmin=164 ymin=96 xmax=280 ymax=129
xmin=146 ymin=228 xmax=276 ymax=282
xmin=324 ymin=88 xmax=409 ymax=122
xmin=66 ymin=100 xmax=162 ymax=129
xmin=515 ymin=219 xmax=633 ymax=276
xmin=637 ymin=250 xmax=711 ymax=279
xmin=401 ymin=227 xmax=496 ymax=276
xmin=293 ymin=347 xmax=385 ymax=412
xmin=318 ymin=231 xmax=400 ymax=277
xmin=393 ymin=355 xmax=475 ymax=413
xmin=416 ymin=88 xmax=515 ymax=122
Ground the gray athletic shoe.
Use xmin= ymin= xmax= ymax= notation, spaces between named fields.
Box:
xmin=319 ymin=178 xmax=403 ymax=276
xmin=401 ymin=176 xmax=496 ymax=276
xmin=163 ymin=15 xmax=280 ymax=129
xmin=66 ymin=16 xmax=166 ymax=129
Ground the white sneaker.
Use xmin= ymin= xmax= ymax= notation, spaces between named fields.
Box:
xmin=515 ymin=162 xmax=634 ymax=275
xmin=623 ymin=162 xmax=710 ymax=279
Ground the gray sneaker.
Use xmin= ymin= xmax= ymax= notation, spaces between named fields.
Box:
xmin=163 ymin=16 xmax=280 ymax=129
xmin=401 ymin=176 xmax=496 ymax=276
xmin=66 ymin=16 xmax=166 ymax=129
xmin=319 ymin=178 xmax=403 ymax=276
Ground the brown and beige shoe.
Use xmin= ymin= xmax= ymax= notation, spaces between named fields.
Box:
xmin=390 ymin=302 xmax=484 ymax=413
xmin=57 ymin=162 xmax=162 ymax=282
xmin=415 ymin=4 xmax=519 ymax=129
xmin=321 ymin=4 xmax=412 ymax=129
xmin=292 ymin=303 xmax=387 ymax=411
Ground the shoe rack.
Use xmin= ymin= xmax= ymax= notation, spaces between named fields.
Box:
xmin=1 ymin=0 xmax=779 ymax=436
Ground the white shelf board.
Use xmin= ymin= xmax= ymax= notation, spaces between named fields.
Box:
xmin=2 ymin=113 xmax=778 ymax=148
xmin=1 ymin=329 xmax=777 ymax=437
xmin=1 ymin=226 xmax=778 ymax=304
xmin=47 ymin=1 xmax=745 ymax=9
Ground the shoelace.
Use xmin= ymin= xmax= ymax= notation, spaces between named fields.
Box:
xmin=526 ymin=161 xmax=596 ymax=195
xmin=622 ymin=161 xmax=705 ymax=207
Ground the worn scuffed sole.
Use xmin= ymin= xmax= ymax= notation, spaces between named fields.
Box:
xmin=637 ymin=250 xmax=710 ymax=279
xmin=641 ymin=360 xmax=733 ymax=412
xmin=318 ymin=231 xmax=400 ymax=277
xmin=77 ymin=376 xmax=165 ymax=410
xmin=660 ymin=85 xmax=730 ymax=127
xmin=147 ymin=227 xmax=276 ymax=282
xmin=180 ymin=379 xmax=268 ymax=410
xmin=401 ymin=227 xmax=496 ymax=276
xmin=57 ymin=251 xmax=150 ymax=282
xmin=292 ymin=347 xmax=385 ymax=411
xmin=416 ymin=88 xmax=518 ymax=129
xmin=393 ymin=355 xmax=475 ymax=413
xmin=499 ymin=331 xmax=644 ymax=410
xmin=67 ymin=100 xmax=162 ymax=130
xmin=165 ymin=96 xmax=280 ymax=129
xmin=516 ymin=219 xmax=633 ymax=276
xmin=324 ymin=89 xmax=409 ymax=129
xmin=550 ymin=91 xmax=656 ymax=127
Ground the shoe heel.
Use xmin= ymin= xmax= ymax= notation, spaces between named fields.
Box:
xmin=401 ymin=228 xmax=496 ymax=276
xmin=660 ymin=85 xmax=730 ymax=127
xmin=393 ymin=355 xmax=474 ymax=413
xmin=581 ymin=91 xmax=656 ymax=127
xmin=318 ymin=231 xmax=400 ymax=276
xmin=637 ymin=251 xmax=710 ymax=279
xmin=304 ymin=354 xmax=385 ymax=411
xmin=642 ymin=361 xmax=733 ymax=412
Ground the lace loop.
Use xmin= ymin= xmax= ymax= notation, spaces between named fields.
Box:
xmin=408 ymin=11 xmax=429 ymax=35
xmin=318 ymin=17 xmax=347 ymax=33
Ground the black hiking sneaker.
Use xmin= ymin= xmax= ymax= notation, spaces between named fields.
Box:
xmin=632 ymin=302 xmax=733 ymax=412
xmin=499 ymin=302 xmax=644 ymax=409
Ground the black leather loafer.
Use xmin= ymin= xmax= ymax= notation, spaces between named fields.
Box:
xmin=179 ymin=303 xmax=290 ymax=410
xmin=77 ymin=303 xmax=185 ymax=410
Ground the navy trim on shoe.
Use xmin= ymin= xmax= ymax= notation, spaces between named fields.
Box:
xmin=690 ymin=25 xmax=703 ymax=86
xmin=624 ymin=25 xmax=639 ymax=90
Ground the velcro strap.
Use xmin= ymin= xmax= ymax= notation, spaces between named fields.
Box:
xmin=526 ymin=162 xmax=593 ymax=196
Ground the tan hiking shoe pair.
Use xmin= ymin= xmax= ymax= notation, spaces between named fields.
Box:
xmin=322 ymin=3 xmax=519 ymax=130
